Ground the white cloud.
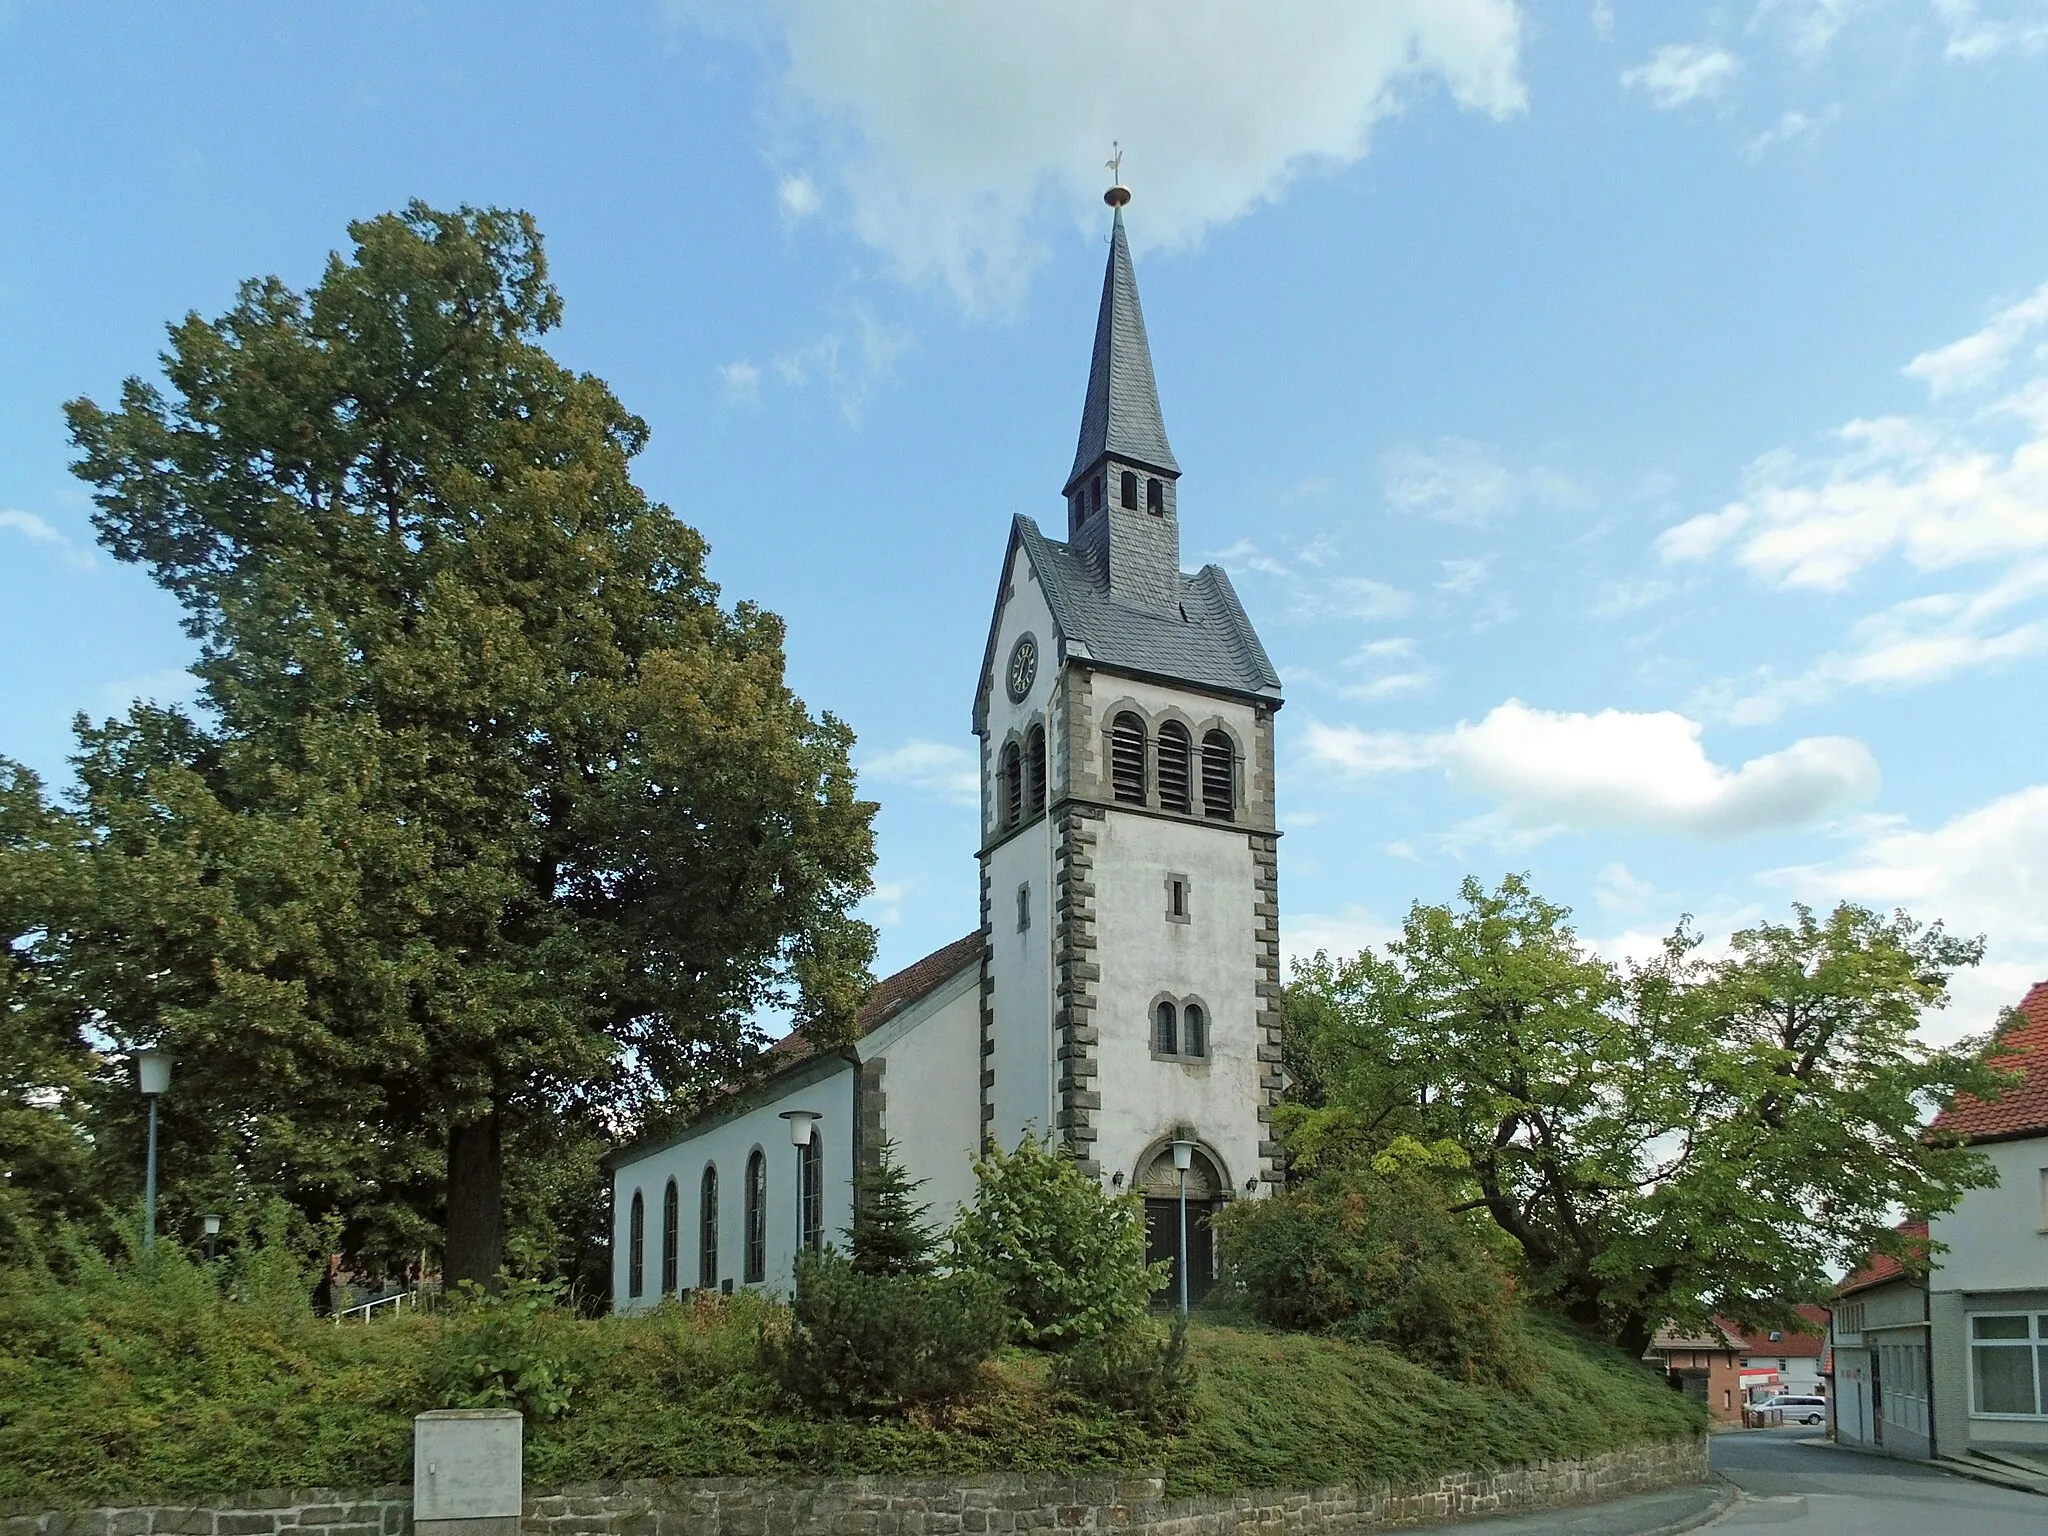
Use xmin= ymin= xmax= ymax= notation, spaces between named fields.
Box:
xmin=1904 ymin=279 xmax=2048 ymax=398
xmin=1381 ymin=438 xmax=1580 ymax=525
xmin=1438 ymin=556 xmax=1492 ymax=595
xmin=1743 ymin=105 xmax=1841 ymax=158
xmin=1935 ymin=0 xmax=2048 ymax=61
xmin=1206 ymin=538 xmax=1290 ymax=578
xmin=1621 ymin=42 xmax=1741 ymax=108
xmin=1591 ymin=2 xmax=1616 ymax=39
xmin=859 ymin=879 xmax=908 ymax=927
xmin=858 ymin=739 xmax=980 ymax=806
xmin=683 ymin=0 xmax=1527 ymax=308
xmin=1751 ymin=0 xmax=1864 ymax=58
xmin=723 ymin=308 xmax=914 ymax=422
xmin=1769 ymin=782 xmax=2048 ymax=1040
xmin=778 ymin=171 xmax=822 ymax=219
xmin=1292 ymin=575 xmax=1415 ymax=622
xmin=1592 ymin=575 xmax=1677 ymax=616
xmin=0 ymin=509 xmax=94 ymax=570
xmin=1285 ymin=903 xmax=1400 ymax=968
xmin=719 ymin=360 xmax=762 ymax=400
xmin=1305 ymin=700 xmax=1878 ymax=839
xmin=1593 ymin=860 xmax=1660 ymax=913
xmin=1337 ymin=636 xmax=1435 ymax=702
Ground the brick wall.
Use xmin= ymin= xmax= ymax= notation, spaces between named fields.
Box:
xmin=0 ymin=1436 xmax=1706 ymax=1536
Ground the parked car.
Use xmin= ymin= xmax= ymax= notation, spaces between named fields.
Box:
xmin=1758 ymin=1394 xmax=1827 ymax=1424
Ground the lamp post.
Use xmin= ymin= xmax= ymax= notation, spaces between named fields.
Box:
xmin=779 ymin=1110 xmax=819 ymax=1258
xmin=1170 ymin=1137 xmax=1195 ymax=1318
xmin=202 ymin=1213 xmax=222 ymax=1263
xmin=134 ymin=1049 xmax=172 ymax=1257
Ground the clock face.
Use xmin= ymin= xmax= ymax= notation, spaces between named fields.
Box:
xmin=1006 ymin=633 xmax=1039 ymax=702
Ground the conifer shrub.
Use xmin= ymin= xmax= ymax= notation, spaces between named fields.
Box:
xmin=1051 ymin=1315 xmax=1196 ymax=1427
xmin=1214 ymin=1167 xmax=1534 ymax=1388
xmin=848 ymin=1138 xmax=937 ymax=1277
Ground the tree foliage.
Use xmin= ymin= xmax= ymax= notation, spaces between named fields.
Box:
xmin=1283 ymin=874 xmax=2005 ymax=1355
xmin=38 ymin=203 xmax=877 ymax=1284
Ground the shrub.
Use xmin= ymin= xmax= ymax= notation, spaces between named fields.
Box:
xmin=772 ymin=1247 xmax=1007 ymax=1414
xmin=1214 ymin=1167 xmax=1534 ymax=1387
xmin=849 ymin=1139 xmax=936 ymax=1277
xmin=1051 ymin=1316 xmax=1196 ymax=1427
xmin=949 ymin=1135 xmax=1165 ymax=1348
xmin=428 ymin=1275 xmax=585 ymax=1420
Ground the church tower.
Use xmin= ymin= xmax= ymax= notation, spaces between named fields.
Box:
xmin=973 ymin=183 xmax=1286 ymax=1289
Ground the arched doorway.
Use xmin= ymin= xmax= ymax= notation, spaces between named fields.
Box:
xmin=1135 ymin=1141 xmax=1225 ymax=1307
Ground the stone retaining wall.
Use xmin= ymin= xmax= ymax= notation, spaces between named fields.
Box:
xmin=0 ymin=1436 xmax=1707 ymax=1536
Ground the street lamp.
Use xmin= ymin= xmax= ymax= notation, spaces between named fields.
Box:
xmin=202 ymin=1213 xmax=222 ymax=1263
xmin=1171 ymin=1137 xmax=1195 ymax=1318
xmin=779 ymin=1110 xmax=819 ymax=1256
xmin=134 ymin=1048 xmax=172 ymax=1257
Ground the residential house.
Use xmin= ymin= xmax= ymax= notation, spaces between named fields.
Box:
xmin=1647 ymin=1305 xmax=1829 ymax=1424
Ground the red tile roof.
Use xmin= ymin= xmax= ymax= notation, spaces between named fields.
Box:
xmin=1837 ymin=1220 xmax=1929 ymax=1298
xmin=1930 ymin=981 xmax=2048 ymax=1143
xmin=765 ymin=931 xmax=983 ymax=1067
xmin=1725 ymin=1304 xmax=1830 ymax=1357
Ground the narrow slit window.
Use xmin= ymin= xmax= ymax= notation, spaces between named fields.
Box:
xmin=1201 ymin=730 xmax=1236 ymax=820
xmin=1156 ymin=721 xmax=1192 ymax=812
xmin=1147 ymin=477 xmax=1164 ymax=513
xmin=1167 ymin=875 xmax=1188 ymax=921
xmin=1027 ymin=725 xmax=1047 ymax=816
xmin=661 ymin=1178 xmax=679 ymax=1295
xmin=627 ymin=1189 xmax=645 ymax=1299
xmin=800 ymin=1134 xmax=824 ymax=1253
xmin=1154 ymin=1000 xmax=1178 ymax=1056
xmin=1120 ymin=469 xmax=1138 ymax=509
xmin=1183 ymin=1003 xmax=1206 ymax=1058
xmin=1109 ymin=712 xmax=1147 ymax=804
xmin=1001 ymin=742 xmax=1023 ymax=828
xmin=1017 ymin=882 xmax=1031 ymax=933
xmin=744 ymin=1150 xmax=766 ymax=1283
xmin=698 ymin=1165 xmax=718 ymax=1289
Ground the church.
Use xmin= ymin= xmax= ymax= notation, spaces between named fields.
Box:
xmin=606 ymin=184 xmax=1284 ymax=1310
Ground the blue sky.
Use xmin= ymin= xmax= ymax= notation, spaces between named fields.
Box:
xmin=4 ymin=2 xmax=2046 ymax=1039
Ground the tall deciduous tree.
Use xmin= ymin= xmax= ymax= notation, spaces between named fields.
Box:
xmin=1284 ymin=874 xmax=2006 ymax=1356
xmin=56 ymin=204 xmax=877 ymax=1286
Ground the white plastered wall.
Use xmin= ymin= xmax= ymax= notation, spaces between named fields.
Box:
xmin=610 ymin=1060 xmax=854 ymax=1310
xmin=1929 ymin=1136 xmax=2048 ymax=1292
xmin=870 ymin=966 xmax=985 ymax=1230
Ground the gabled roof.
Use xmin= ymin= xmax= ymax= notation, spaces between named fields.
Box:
xmin=1650 ymin=1303 xmax=1831 ymax=1356
xmin=1837 ymin=1220 xmax=1930 ymax=1298
xmin=1067 ymin=207 xmax=1178 ymax=493
xmin=997 ymin=515 xmax=1281 ymax=705
xmin=1930 ymin=981 xmax=2048 ymax=1143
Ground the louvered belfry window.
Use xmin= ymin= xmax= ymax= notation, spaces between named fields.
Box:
xmin=1026 ymin=725 xmax=1047 ymax=816
xmin=1109 ymin=713 xmax=1147 ymax=804
xmin=1156 ymin=721 xmax=1192 ymax=812
xmin=1201 ymin=730 xmax=1236 ymax=820
xmin=1001 ymin=742 xmax=1023 ymax=828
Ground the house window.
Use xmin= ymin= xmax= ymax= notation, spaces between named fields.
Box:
xmin=1109 ymin=712 xmax=1147 ymax=804
xmin=699 ymin=1164 xmax=719 ymax=1289
xmin=1155 ymin=1000 xmax=1177 ymax=1056
xmin=1971 ymin=1314 xmax=2048 ymax=1416
xmin=1120 ymin=470 xmax=1138 ymax=509
xmin=1166 ymin=874 xmax=1190 ymax=923
xmin=1156 ymin=721 xmax=1192 ymax=812
xmin=661 ymin=1178 xmax=680 ymax=1295
xmin=744 ymin=1150 xmax=767 ymax=1282
xmin=627 ymin=1189 xmax=645 ymax=1299
xmin=800 ymin=1133 xmax=824 ymax=1253
xmin=1147 ymin=477 xmax=1164 ymax=513
xmin=1027 ymin=725 xmax=1047 ymax=816
xmin=1183 ymin=1002 xmax=1207 ymax=1058
xmin=2038 ymin=1168 xmax=2048 ymax=1232
xmin=1201 ymin=730 xmax=1235 ymax=820
xmin=1017 ymin=882 xmax=1031 ymax=933
xmin=1001 ymin=742 xmax=1023 ymax=829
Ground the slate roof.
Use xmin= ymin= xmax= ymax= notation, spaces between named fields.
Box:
xmin=1066 ymin=207 xmax=1178 ymax=492
xmin=1930 ymin=981 xmax=2048 ymax=1142
xmin=1837 ymin=1220 xmax=1930 ymax=1298
xmin=1013 ymin=516 xmax=1282 ymax=699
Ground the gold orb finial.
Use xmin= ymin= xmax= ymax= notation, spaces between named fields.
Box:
xmin=1104 ymin=142 xmax=1130 ymax=208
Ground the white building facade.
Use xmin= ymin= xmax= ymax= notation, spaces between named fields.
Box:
xmin=606 ymin=190 xmax=1282 ymax=1308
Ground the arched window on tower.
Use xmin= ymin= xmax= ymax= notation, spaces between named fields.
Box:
xmin=1001 ymin=742 xmax=1023 ymax=828
xmin=1201 ymin=730 xmax=1236 ymax=821
xmin=744 ymin=1150 xmax=767 ymax=1283
xmin=661 ymin=1177 xmax=679 ymax=1295
xmin=627 ymin=1189 xmax=645 ymax=1299
xmin=698 ymin=1164 xmax=719 ymax=1289
xmin=1120 ymin=470 xmax=1138 ymax=508
xmin=1156 ymin=721 xmax=1192 ymax=813
xmin=1026 ymin=725 xmax=1047 ymax=816
xmin=1092 ymin=476 xmax=1104 ymax=512
xmin=1155 ymin=1000 xmax=1178 ymax=1056
xmin=1109 ymin=712 xmax=1147 ymax=804
xmin=1183 ymin=1002 xmax=1207 ymax=1058
xmin=1147 ymin=477 xmax=1164 ymax=514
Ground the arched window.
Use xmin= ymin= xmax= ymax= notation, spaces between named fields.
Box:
xmin=1156 ymin=721 xmax=1192 ymax=813
xmin=698 ymin=1164 xmax=719 ymax=1289
xmin=1026 ymin=725 xmax=1047 ymax=816
xmin=1120 ymin=469 xmax=1138 ymax=509
xmin=1183 ymin=1002 xmax=1207 ymax=1058
xmin=744 ymin=1149 xmax=766 ymax=1283
xmin=1000 ymin=741 xmax=1023 ymax=829
xmin=1155 ymin=1000 xmax=1178 ymax=1056
xmin=627 ymin=1189 xmax=645 ymax=1299
xmin=1201 ymin=730 xmax=1236 ymax=820
xmin=661 ymin=1178 xmax=679 ymax=1295
xmin=1109 ymin=712 xmax=1147 ymax=804
xmin=800 ymin=1133 xmax=824 ymax=1253
xmin=1147 ymin=477 xmax=1164 ymax=514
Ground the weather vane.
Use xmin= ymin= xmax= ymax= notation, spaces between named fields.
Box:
xmin=1104 ymin=142 xmax=1130 ymax=209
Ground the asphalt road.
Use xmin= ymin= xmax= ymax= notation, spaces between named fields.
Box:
xmin=1710 ymin=1426 xmax=2046 ymax=1534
